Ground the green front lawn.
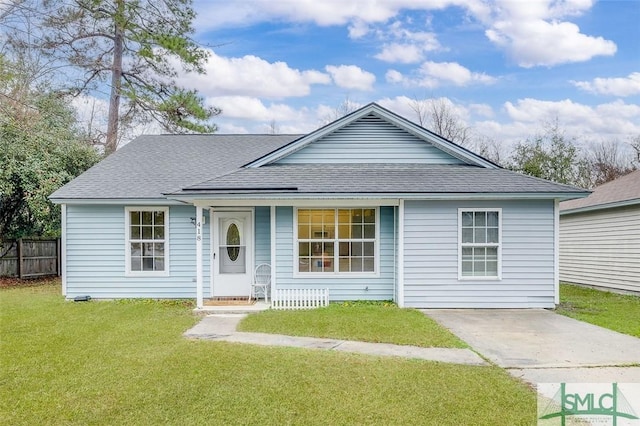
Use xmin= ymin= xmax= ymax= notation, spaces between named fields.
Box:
xmin=557 ymin=283 xmax=640 ymax=338
xmin=239 ymin=301 xmax=466 ymax=348
xmin=1 ymin=281 xmax=535 ymax=425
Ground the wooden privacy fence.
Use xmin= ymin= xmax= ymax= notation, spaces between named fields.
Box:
xmin=0 ymin=238 xmax=61 ymax=278
xmin=272 ymin=288 xmax=330 ymax=310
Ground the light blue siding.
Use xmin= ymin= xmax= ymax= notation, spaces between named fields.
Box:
xmin=275 ymin=206 xmax=395 ymax=300
xmin=66 ymin=205 xmax=209 ymax=298
xmin=276 ymin=114 xmax=466 ymax=164
xmin=403 ymin=200 xmax=555 ymax=308
xmin=254 ymin=206 xmax=271 ymax=266
xmin=66 ymin=200 xmax=556 ymax=306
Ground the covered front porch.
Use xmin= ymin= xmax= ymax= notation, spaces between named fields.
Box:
xmin=183 ymin=199 xmax=402 ymax=310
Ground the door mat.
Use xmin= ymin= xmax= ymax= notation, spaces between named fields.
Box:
xmin=204 ymin=297 xmax=255 ymax=306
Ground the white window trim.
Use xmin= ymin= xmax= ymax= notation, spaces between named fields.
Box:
xmin=293 ymin=207 xmax=380 ymax=277
xmin=458 ymin=208 xmax=502 ymax=281
xmin=125 ymin=206 xmax=170 ymax=277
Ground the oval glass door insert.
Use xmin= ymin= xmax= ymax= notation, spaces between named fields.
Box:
xmin=226 ymin=223 xmax=240 ymax=261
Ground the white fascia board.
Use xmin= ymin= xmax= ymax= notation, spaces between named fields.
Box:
xmin=190 ymin=198 xmax=401 ymax=207
xmin=169 ymin=192 xmax=590 ymax=205
xmin=50 ymin=198 xmax=185 ymax=206
xmin=559 ymin=198 xmax=640 ymax=215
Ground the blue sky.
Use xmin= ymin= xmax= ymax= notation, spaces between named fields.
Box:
xmin=175 ymin=0 xmax=640 ymax=150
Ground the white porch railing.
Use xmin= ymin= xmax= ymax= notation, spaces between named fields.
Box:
xmin=272 ymin=288 xmax=329 ymax=310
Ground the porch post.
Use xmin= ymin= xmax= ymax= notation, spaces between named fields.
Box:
xmin=270 ymin=205 xmax=276 ymax=302
xmin=397 ymin=199 xmax=405 ymax=307
xmin=196 ymin=205 xmax=204 ymax=309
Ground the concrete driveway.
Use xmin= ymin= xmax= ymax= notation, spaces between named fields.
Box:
xmin=424 ymin=309 xmax=640 ymax=384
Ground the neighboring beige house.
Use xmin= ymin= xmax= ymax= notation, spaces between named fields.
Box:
xmin=560 ymin=170 xmax=640 ymax=294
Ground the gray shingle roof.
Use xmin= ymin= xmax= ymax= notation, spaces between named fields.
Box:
xmin=174 ymin=163 xmax=587 ymax=196
xmin=560 ymin=169 xmax=640 ymax=212
xmin=50 ymin=134 xmax=301 ymax=200
xmin=51 ymin=132 xmax=588 ymax=202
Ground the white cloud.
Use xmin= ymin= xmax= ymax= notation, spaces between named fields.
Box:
xmin=483 ymin=0 xmax=616 ymax=67
xmin=71 ymin=95 xmax=162 ymax=147
xmin=194 ymin=1 xmax=614 ymax=69
xmin=207 ymin=96 xmax=325 ymax=134
xmin=469 ymin=103 xmax=494 ymax=118
xmin=501 ymin=98 xmax=640 ymax=142
xmin=372 ymin=20 xmax=441 ymax=64
xmin=207 ymin=96 xmax=300 ymax=121
xmin=325 ymin=65 xmax=376 ymax=91
xmin=572 ymin=72 xmax=640 ymax=97
xmin=71 ymin=95 xmax=110 ymax=128
xmin=217 ymin=122 xmax=250 ymax=134
xmin=385 ymin=69 xmax=405 ymax=84
xmin=348 ymin=19 xmax=370 ymax=38
xmin=377 ymin=95 xmax=418 ymax=122
xmin=375 ymin=43 xmax=424 ymax=64
xmin=420 ymin=61 xmax=495 ymax=86
xmin=386 ymin=61 xmax=496 ymax=88
xmin=194 ymin=0 xmax=404 ymax=30
xmin=376 ymin=95 xmax=640 ymax=149
xmin=177 ymin=50 xmax=331 ymax=100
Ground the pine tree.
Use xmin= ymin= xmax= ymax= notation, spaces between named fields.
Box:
xmin=40 ymin=0 xmax=220 ymax=153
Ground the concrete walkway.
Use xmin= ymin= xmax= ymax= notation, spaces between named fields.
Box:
xmin=424 ymin=309 xmax=640 ymax=384
xmin=184 ymin=314 xmax=487 ymax=366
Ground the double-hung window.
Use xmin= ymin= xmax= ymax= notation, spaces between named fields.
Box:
xmin=459 ymin=209 xmax=501 ymax=279
xmin=297 ymin=208 xmax=377 ymax=274
xmin=126 ymin=207 xmax=169 ymax=276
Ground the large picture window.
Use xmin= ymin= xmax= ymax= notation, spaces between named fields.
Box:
xmin=126 ymin=207 xmax=169 ymax=275
xmin=459 ymin=209 xmax=501 ymax=279
xmin=297 ymin=208 xmax=377 ymax=274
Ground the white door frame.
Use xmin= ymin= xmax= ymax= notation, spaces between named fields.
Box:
xmin=210 ymin=209 xmax=254 ymax=297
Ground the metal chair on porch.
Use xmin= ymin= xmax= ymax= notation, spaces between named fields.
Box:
xmin=250 ymin=263 xmax=271 ymax=302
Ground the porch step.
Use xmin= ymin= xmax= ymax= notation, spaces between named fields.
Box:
xmin=194 ymin=301 xmax=270 ymax=314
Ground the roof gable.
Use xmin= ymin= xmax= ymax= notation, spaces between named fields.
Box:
xmin=246 ymin=103 xmax=499 ymax=169
xmin=274 ymin=113 xmax=466 ymax=165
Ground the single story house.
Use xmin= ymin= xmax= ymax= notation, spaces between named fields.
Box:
xmin=560 ymin=169 xmax=640 ymax=294
xmin=50 ymin=103 xmax=588 ymax=308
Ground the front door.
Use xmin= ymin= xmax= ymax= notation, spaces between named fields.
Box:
xmin=212 ymin=211 xmax=253 ymax=297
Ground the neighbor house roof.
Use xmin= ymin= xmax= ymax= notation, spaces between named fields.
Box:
xmin=560 ymin=169 xmax=640 ymax=214
xmin=169 ymin=163 xmax=586 ymax=199
xmin=49 ymin=134 xmax=301 ymax=201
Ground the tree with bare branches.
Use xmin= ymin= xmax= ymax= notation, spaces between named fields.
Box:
xmin=408 ymin=97 xmax=471 ymax=146
xmin=587 ymin=139 xmax=637 ymax=186
xmin=321 ymin=96 xmax=360 ymax=125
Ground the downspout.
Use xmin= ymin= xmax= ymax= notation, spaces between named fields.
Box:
xmin=61 ymin=204 xmax=67 ymax=296
xmin=393 ymin=204 xmax=397 ymax=303
xmin=554 ymin=199 xmax=560 ymax=305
